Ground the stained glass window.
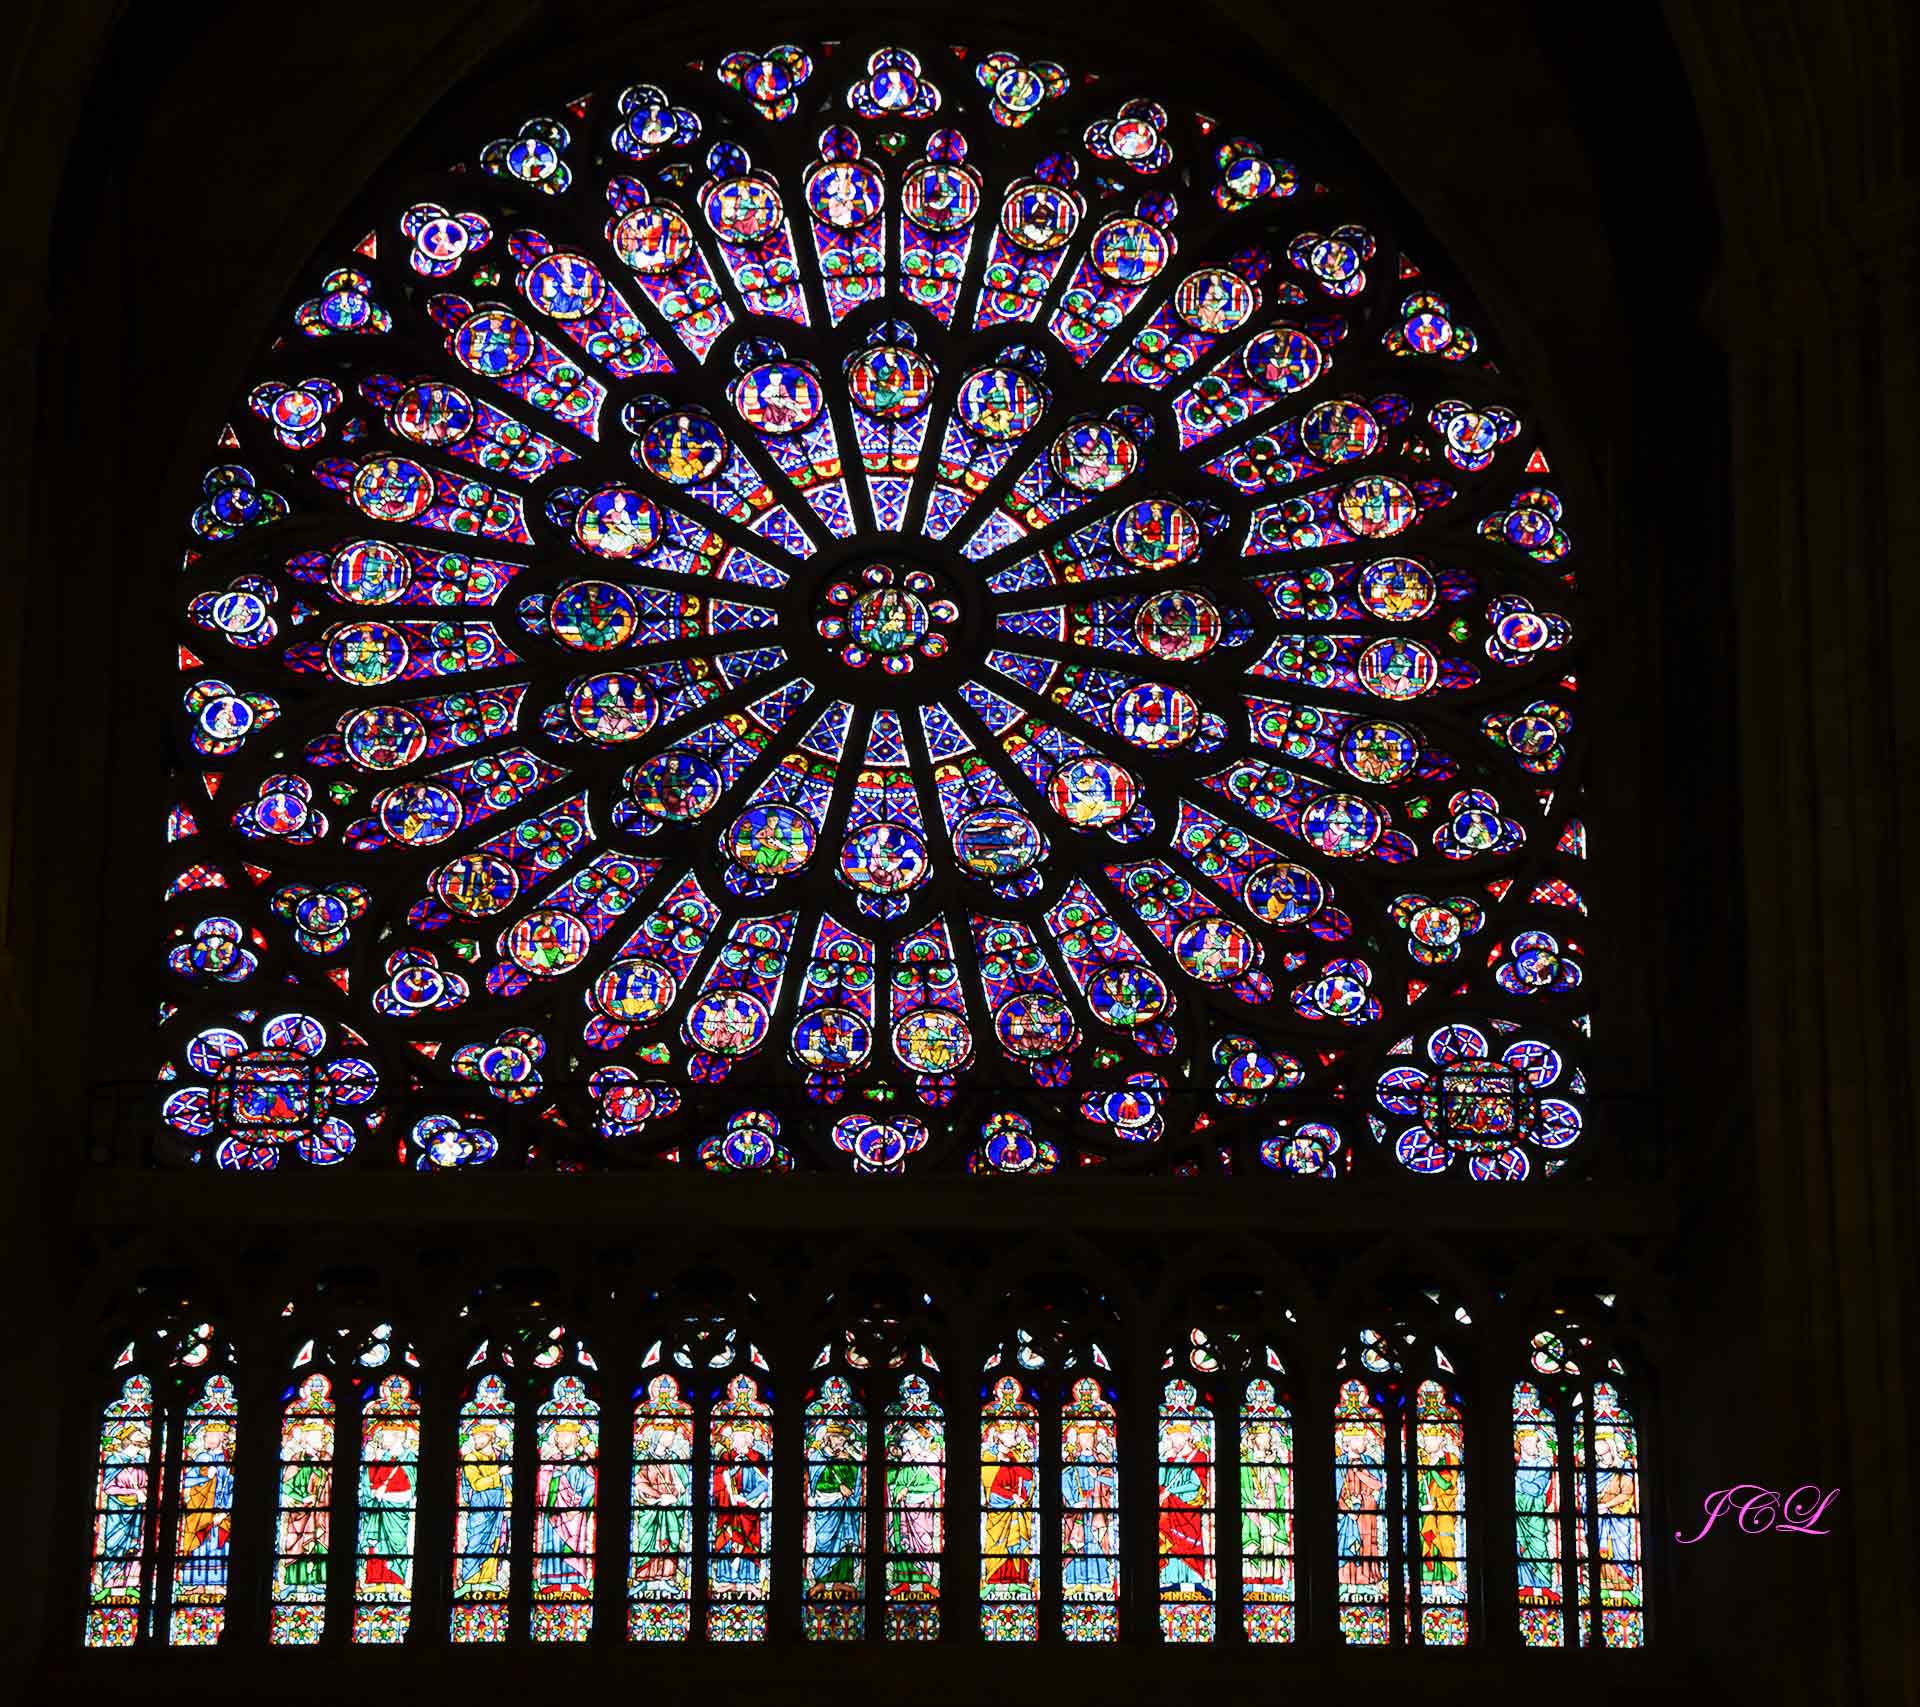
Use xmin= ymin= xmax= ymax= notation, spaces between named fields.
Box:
xmin=452 ymin=1369 xmax=516 ymax=1640
xmin=708 ymin=1373 xmax=774 ymax=1639
xmin=1334 ymin=1325 xmax=1467 ymax=1645
xmin=532 ymin=1374 xmax=601 ymax=1641
xmin=884 ymin=1373 xmax=945 ymax=1639
xmin=1332 ymin=1378 xmax=1390 ymax=1643
xmin=85 ymin=1323 xmax=237 ymax=1649
xmin=1060 ymin=1376 xmax=1121 ymax=1641
xmin=979 ymin=1375 xmax=1040 ymax=1640
xmin=1157 ymin=1378 xmax=1216 ymax=1640
xmin=159 ymin=33 xmax=1590 ymax=1183
xmin=269 ymin=1372 xmax=335 ymax=1644
xmin=1517 ymin=1324 xmax=1645 ymax=1648
xmin=802 ymin=1374 xmax=867 ymax=1637
xmin=86 ymin=1375 xmax=154 ymax=1648
xmin=355 ymin=1373 xmax=420 ymax=1643
xmin=1240 ymin=1377 xmax=1296 ymax=1641
xmin=629 ymin=1373 xmax=695 ymax=1639
xmin=166 ymin=1373 xmax=239 ymax=1645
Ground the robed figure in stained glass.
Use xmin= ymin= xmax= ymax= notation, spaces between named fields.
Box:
xmin=536 ymin=1410 xmax=597 ymax=1597
xmin=806 ymin=1406 xmax=865 ymax=1591
xmin=1513 ymin=1396 xmax=1560 ymax=1596
xmin=710 ymin=1416 xmax=772 ymax=1587
xmin=980 ymin=1402 xmax=1037 ymax=1588
xmin=1157 ymin=1389 xmax=1212 ymax=1599
xmin=1060 ymin=1409 xmax=1119 ymax=1594
xmin=1334 ymin=1414 xmax=1385 ymax=1586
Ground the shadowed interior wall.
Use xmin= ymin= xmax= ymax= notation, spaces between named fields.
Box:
xmin=1 ymin=2 xmax=1912 ymax=1701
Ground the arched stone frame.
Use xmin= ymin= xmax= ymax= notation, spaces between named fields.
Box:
xmin=13 ymin=0 xmax=1917 ymax=1700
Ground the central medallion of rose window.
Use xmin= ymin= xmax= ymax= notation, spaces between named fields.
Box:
xmin=816 ymin=563 xmax=958 ymax=673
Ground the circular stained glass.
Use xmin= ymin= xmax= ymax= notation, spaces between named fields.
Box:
xmin=164 ymin=35 xmax=1587 ymax=1180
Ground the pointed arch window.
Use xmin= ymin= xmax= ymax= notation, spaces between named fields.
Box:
xmin=627 ymin=1319 xmax=776 ymax=1643
xmin=1334 ymin=1325 xmax=1469 ymax=1646
xmin=1059 ymin=1375 xmax=1121 ymax=1641
xmin=531 ymin=1373 xmax=600 ymax=1641
xmin=883 ymin=1372 xmax=945 ymax=1639
xmin=268 ymin=1371 xmax=334 ymax=1643
xmin=85 ymin=1374 xmax=155 ymax=1648
xmin=84 ymin=1321 xmax=238 ymax=1649
xmin=707 ymin=1371 xmax=775 ymax=1639
xmin=451 ymin=1369 xmax=515 ymax=1640
xmin=354 ymin=1373 xmax=421 ymax=1643
xmin=1156 ymin=1378 xmax=1216 ymax=1640
xmin=1514 ymin=1324 xmax=1645 ymax=1648
xmin=629 ymin=1372 xmax=695 ymax=1639
xmin=1239 ymin=1377 xmax=1296 ymax=1642
xmin=802 ymin=1374 xmax=867 ymax=1637
xmin=979 ymin=1375 xmax=1041 ymax=1641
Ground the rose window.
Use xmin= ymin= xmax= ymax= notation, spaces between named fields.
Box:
xmin=162 ymin=37 xmax=1593 ymax=1178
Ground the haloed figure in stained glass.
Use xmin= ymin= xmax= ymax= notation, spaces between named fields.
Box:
xmin=1335 ymin=1420 xmax=1385 ymax=1587
xmin=1061 ymin=1408 xmax=1119 ymax=1596
xmin=807 ymin=1407 xmax=864 ymax=1594
xmin=980 ymin=1404 xmax=1037 ymax=1590
xmin=711 ymin=1414 xmax=772 ymax=1590
xmin=537 ymin=1414 xmax=598 ymax=1601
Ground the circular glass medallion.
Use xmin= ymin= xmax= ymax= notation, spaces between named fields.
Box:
xmin=956 ymin=365 xmax=1046 ymax=439
xmin=1047 ymin=756 xmax=1138 ymax=829
xmin=1134 ymin=588 xmax=1221 ymax=661
xmin=805 ymin=159 xmax=885 ymax=228
xmin=1338 ymin=719 xmax=1419 ymax=783
xmin=726 ymin=803 xmax=816 ymax=876
xmin=574 ymin=488 xmax=663 ymax=559
xmin=551 ymin=581 xmax=638 ymax=651
xmin=1244 ymin=326 xmax=1324 ymax=393
xmin=1088 ymin=963 xmax=1170 ymax=1028
xmin=629 ymin=751 xmax=723 ymax=822
xmin=391 ymin=382 xmax=475 ymax=446
xmin=326 ymin=621 xmax=409 ymax=687
xmin=639 ymin=412 xmax=729 ymax=482
xmin=1111 ymin=683 xmax=1197 ymax=749
xmin=846 ymin=345 xmax=935 ymax=418
xmin=1089 ymin=217 xmax=1171 ymax=284
xmin=993 ymin=992 xmax=1077 ymax=1058
xmin=1357 ymin=557 xmax=1436 ymax=620
xmin=839 ymin=822 xmax=929 ymax=894
xmin=452 ymin=309 xmax=535 ymax=377
xmin=893 ymin=1007 xmax=972 ymax=1074
xmin=1174 ymin=916 xmax=1257 ymax=982
xmin=1112 ymin=498 xmax=1199 ymax=568
xmin=591 ymin=958 xmax=678 ymax=1023
xmin=683 ymin=989 xmax=771 ymax=1057
xmin=701 ymin=173 xmax=783 ymax=242
xmin=1174 ymin=268 xmax=1256 ymax=333
xmin=341 ymin=704 xmax=427 ymax=770
xmin=352 ymin=456 xmax=434 ymax=523
xmin=1300 ymin=792 xmax=1385 ymax=857
xmin=953 ymin=806 xmax=1043 ymax=878
xmin=507 ymin=907 xmax=592 ymax=976
xmin=730 ymin=361 xmax=824 ymax=434
xmin=568 ymin=671 xmax=657 ymax=742
xmin=792 ymin=1006 xmax=873 ymax=1069
xmin=524 ymin=252 xmax=607 ymax=320
xmin=436 ymin=852 xmax=520 ymax=918
xmin=611 ymin=205 xmax=695 ymax=274
xmin=1246 ymin=859 xmax=1326 ymax=926
xmin=1050 ymin=421 xmax=1139 ymax=492
xmin=1000 ymin=181 xmax=1079 ymax=251
xmin=1357 ymin=637 xmax=1438 ymax=700
xmin=379 ymin=781 xmax=464 ymax=846
xmin=902 ymin=161 xmax=979 ymax=231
